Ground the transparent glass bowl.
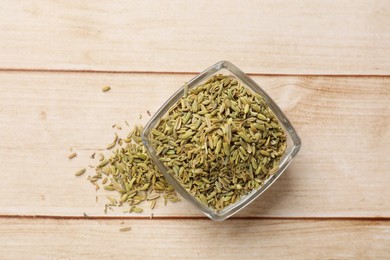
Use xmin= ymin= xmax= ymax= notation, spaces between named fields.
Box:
xmin=142 ymin=61 xmax=301 ymax=221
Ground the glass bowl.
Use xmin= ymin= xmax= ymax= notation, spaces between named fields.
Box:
xmin=142 ymin=61 xmax=301 ymax=221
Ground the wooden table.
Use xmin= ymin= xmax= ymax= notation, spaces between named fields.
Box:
xmin=1 ymin=1 xmax=389 ymax=259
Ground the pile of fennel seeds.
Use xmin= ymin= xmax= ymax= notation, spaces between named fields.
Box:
xmin=84 ymin=125 xmax=180 ymax=214
xmin=150 ymin=74 xmax=287 ymax=211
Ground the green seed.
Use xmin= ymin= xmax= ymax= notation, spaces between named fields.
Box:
xmin=131 ymin=206 xmax=143 ymax=213
xmin=75 ymin=168 xmax=86 ymax=176
xmin=147 ymin=194 xmax=160 ymax=200
xmin=215 ymin=139 xmax=222 ymax=156
xmin=103 ymin=185 xmax=115 ymax=191
xmin=257 ymin=113 xmax=268 ymax=121
xmin=119 ymin=227 xmax=131 ymax=232
xmin=183 ymin=82 xmax=189 ymax=97
xmin=68 ymin=152 xmax=77 ymax=159
xmin=260 ymin=150 xmax=270 ymax=157
xmin=150 ymin=200 xmax=156 ymax=209
xmin=102 ymin=86 xmax=111 ymax=92
xmin=106 ymin=141 xmax=116 ymax=150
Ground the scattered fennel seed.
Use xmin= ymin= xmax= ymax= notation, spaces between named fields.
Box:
xmin=75 ymin=168 xmax=86 ymax=176
xmin=102 ymin=86 xmax=111 ymax=92
xmin=68 ymin=152 xmax=77 ymax=159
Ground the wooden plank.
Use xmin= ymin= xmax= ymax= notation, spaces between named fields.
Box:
xmin=0 ymin=71 xmax=389 ymax=218
xmin=0 ymin=1 xmax=389 ymax=75
xmin=0 ymin=218 xmax=388 ymax=259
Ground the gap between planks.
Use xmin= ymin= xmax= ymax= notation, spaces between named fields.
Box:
xmin=0 ymin=68 xmax=389 ymax=77
xmin=0 ymin=215 xmax=389 ymax=221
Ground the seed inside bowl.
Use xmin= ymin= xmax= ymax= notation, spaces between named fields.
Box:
xmin=150 ymin=74 xmax=287 ymax=211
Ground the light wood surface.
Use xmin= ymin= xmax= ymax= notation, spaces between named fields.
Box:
xmin=0 ymin=218 xmax=389 ymax=259
xmin=0 ymin=1 xmax=389 ymax=259
xmin=1 ymin=1 xmax=389 ymax=75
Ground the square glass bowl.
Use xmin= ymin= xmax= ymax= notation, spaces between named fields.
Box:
xmin=142 ymin=61 xmax=301 ymax=221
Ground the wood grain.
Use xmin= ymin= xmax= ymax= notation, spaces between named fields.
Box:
xmin=1 ymin=71 xmax=389 ymax=218
xmin=1 ymin=0 xmax=389 ymax=75
xmin=1 ymin=1 xmax=389 ymax=258
xmin=0 ymin=218 xmax=388 ymax=259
